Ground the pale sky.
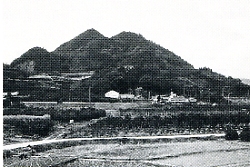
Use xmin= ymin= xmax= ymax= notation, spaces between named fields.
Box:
xmin=1 ymin=0 xmax=250 ymax=79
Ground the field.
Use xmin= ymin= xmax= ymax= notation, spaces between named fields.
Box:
xmin=3 ymin=101 xmax=250 ymax=166
xmin=3 ymin=102 xmax=250 ymax=143
xmin=3 ymin=139 xmax=250 ymax=167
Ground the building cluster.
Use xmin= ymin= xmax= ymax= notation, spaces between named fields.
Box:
xmin=152 ymin=91 xmax=197 ymax=105
xmin=104 ymin=90 xmax=135 ymax=101
xmin=104 ymin=88 xmax=197 ymax=105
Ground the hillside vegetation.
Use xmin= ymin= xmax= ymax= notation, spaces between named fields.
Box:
xmin=6 ymin=29 xmax=250 ymax=101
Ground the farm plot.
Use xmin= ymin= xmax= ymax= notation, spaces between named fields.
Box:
xmin=4 ymin=139 xmax=250 ymax=167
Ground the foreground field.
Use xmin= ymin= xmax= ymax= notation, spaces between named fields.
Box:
xmin=4 ymin=139 xmax=250 ymax=167
xmin=3 ymin=102 xmax=250 ymax=166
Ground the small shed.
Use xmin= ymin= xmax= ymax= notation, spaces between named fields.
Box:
xmin=105 ymin=90 xmax=120 ymax=99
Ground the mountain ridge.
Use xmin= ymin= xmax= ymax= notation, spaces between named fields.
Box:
xmin=53 ymin=28 xmax=106 ymax=54
xmin=7 ymin=29 xmax=250 ymax=100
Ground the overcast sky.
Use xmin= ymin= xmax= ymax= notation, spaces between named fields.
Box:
xmin=1 ymin=0 xmax=250 ymax=79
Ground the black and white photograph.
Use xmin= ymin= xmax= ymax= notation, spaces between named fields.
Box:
xmin=2 ymin=0 xmax=250 ymax=166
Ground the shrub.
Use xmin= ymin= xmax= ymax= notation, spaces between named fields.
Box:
xmin=225 ymin=129 xmax=239 ymax=140
xmin=239 ymin=127 xmax=250 ymax=141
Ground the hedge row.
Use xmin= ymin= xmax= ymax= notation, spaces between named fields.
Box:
xmin=3 ymin=114 xmax=52 ymax=136
xmin=50 ymin=107 xmax=106 ymax=122
xmin=3 ymin=107 xmax=49 ymax=116
xmin=91 ymin=111 xmax=250 ymax=130
xmin=3 ymin=107 xmax=106 ymax=122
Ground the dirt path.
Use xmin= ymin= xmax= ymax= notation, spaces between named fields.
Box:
xmin=3 ymin=133 xmax=225 ymax=150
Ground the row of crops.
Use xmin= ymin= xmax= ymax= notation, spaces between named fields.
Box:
xmin=87 ymin=109 xmax=250 ymax=141
xmin=98 ymin=109 xmax=250 ymax=129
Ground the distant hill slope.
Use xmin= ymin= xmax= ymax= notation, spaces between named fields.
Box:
xmin=10 ymin=47 xmax=70 ymax=74
xmin=8 ymin=29 xmax=250 ymax=101
xmin=10 ymin=29 xmax=193 ymax=73
xmin=241 ymin=79 xmax=250 ymax=86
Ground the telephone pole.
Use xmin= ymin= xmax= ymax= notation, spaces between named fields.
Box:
xmin=89 ymin=86 xmax=91 ymax=107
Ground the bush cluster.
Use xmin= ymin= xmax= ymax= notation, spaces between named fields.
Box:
xmin=3 ymin=115 xmax=52 ymax=136
xmin=225 ymin=127 xmax=250 ymax=141
xmin=239 ymin=127 xmax=250 ymax=141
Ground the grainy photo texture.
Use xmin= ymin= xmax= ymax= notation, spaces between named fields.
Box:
xmin=2 ymin=1 xmax=250 ymax=166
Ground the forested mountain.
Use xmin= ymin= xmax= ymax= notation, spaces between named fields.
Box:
xmin=10 ymin=28 xmax=193 ymax=74
xmin=8 ymin=29 xmax=250 ymax=102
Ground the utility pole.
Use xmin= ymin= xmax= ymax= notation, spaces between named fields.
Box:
xmin=208 ymin=89 xmax=211 ymax=104
xmin=148 ymin=91 xmax=151 ymax=100
xmin=88 ymin=86 xmax=91 ymax=107
xmin=227 ymin=93 xmax=231 ymax=105
xmin=227 ymin=93 xmax=231 ymax=111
